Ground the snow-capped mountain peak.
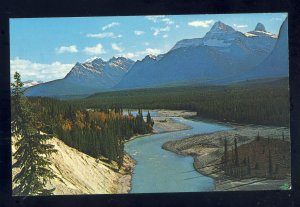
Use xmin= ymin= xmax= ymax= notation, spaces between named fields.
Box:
xmin=141 ymin=54 xmax=159 ymax=62
xmin=255 ymin=23 xmax=266 ymax=32
xmin=148 ymin=54 xmax=157 ymax=60
xmin=203 ymin=21 xmax=243 ymax=48
xmin=25 ymin=56 xmax=135 ymax=97
xmin=245 ymin=23 xmax=277 ymax=38
xmin=107 ymin=56 xmax=135 ymax=72
xmin=209 ymin=21 xmax=235 ymax=33
xmin=22 ymin=80 xmax=43 ymax=88
xmin=67 ymin=57 xmax=135 ymax=78
xmin=108 ymin=56 xmax=117 ymax=62
xmin=91 ymin=57 xmax=105 ymax=64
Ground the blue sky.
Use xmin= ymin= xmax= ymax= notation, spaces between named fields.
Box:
xmin=10 ymin=13 xmax=287 ymax=82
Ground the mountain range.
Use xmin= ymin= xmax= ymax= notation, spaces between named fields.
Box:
xmin=24 ymin=19 xmax=288 ymax=97
xmin=25 ymin=57 xmax=135 ymax=96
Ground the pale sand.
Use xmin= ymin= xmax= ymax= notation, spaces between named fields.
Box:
xmin=12 ymin=136 xmax=134 ymax=195
xmin=156 ymin=109 xmax=197 ymax=118
xmin=152 ymin=117 xmax=191 ymax=133
xmin=163 ymin=124 xmax=291 ymax=191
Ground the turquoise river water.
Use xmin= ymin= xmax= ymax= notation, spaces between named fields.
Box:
xmin=125 ymin=116 xmax=230 ymax=193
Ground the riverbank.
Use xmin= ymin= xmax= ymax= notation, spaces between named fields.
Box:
xmin=127 ymin=110 xmax=194 ymax=140
xmin=163 ymin=124 xmax=291 ymax=191
xmin=153 ymin=109 xmax=195 ymax=133
xmin=152 ymin=116 xmax=191 ymax=133
xmin=12 ymin=136 xmax=135 ymax=195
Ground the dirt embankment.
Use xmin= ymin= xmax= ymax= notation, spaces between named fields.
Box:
xmin=12 ymin=137 xmax=134 ymax=195
xmin=163 ymin=125 xmax=291 ymax=191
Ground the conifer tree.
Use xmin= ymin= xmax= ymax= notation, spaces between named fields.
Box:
xmin=11 ymin=72 xmax=57 ymax=196
xmin=268 ymin=149 xmax=273 ymax=178
xmin=247 ymin=156 xmax=251 ymax=175
xmin=234 ymin=137 xmax=239 ymax=167
xmin=224 ymin=138 xmax=228 ymax=167
xmin=146 ymin=111 xmax=151 ymax=125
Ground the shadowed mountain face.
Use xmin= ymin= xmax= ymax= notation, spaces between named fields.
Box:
xmin=24 ymin=20 xmax=288 ymax=97
xmin=208 ymin=18 xmax=288 ymax=84
xmin=243 ymin=18 xmax=288 ymax=79
xmin=115 ymin=21 xmax=279 ymax=90
xmin=24 ymin=57 xmax=135 ymax=97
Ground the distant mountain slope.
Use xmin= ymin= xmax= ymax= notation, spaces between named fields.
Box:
xmin=115 ymin=21 xmax=278 ymax=90
xmin=242 ymin=18 xmax=288 ymax=79
xmin=210 ymin=18 xmax=288 ymax=84
xmin=24 ymin=57 xmax=134 ymax=97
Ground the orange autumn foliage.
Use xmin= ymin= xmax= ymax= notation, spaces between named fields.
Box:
xmin=75 ymin=111 xmax=86 ymax=129
xmin=127 ymin=115 xmax=134 ymax=121
xmin=98 ymin=112 xmax=108 ymax=122
xmin=62 ymin=120 xmax=72 ymax=131
xmin=109 ymin=111 xmax=122 ymax=120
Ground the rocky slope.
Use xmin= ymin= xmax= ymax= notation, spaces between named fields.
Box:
xmin=12 ymin=136 xmax=134 ymax=195
xmin=24 ymin=57 xmax=135 ymax=97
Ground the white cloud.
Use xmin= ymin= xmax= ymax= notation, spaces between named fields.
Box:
xmin=233 ymin=24 xmax=248 ymax=28
xmin=162 ymin=34 xmax=168 ymax=38
xmin=120 ymin=52 xmax=136 ymax=59
xmin=10 ymin=57 xmax=74 ymax=82
xmin=145 ymin=15 xmax=166 ymax=23
xmin=134 ymin=30 xmax=145 ymax=36
xmin=83 ymin=44 xmax=106 ymax=55
xmin=111 ymin=43 xmax=124 ymax=52
xmin=188 ymin=20 xmax=214 ymax=27
xmin=118 ymin=48 xmax=163 ymax=60
xmin=85 ymin=56 xmax=101 ymax=62
xmin=270 ymin=17 xmax=283 ymax=21
xmin=56 ymin=45 xmax=78 ymax=54
xmin=115 ymin=34 xmax=123 ymax=38
xmin=144 ymin=48 xmax=162 ymax=56
xmin=102 ymin=22 xmax=120 ymax=30
xmin=86 ymin=32 xmax=122 ymax=39
xmin=144 ymin=42 xmax=150 ymax=46
xmin=162 ymin=18 xmax=174 ymax=25
xmin=152 ymin=26 xmax=171 ymax=36
xmin=175 ymin=24 xmax=180 ymax=28
xmin=145 ymin=15 xmax=176 ymax=26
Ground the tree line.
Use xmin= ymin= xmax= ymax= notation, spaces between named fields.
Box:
xmin=75 ymin=79 xmax=289 ymax=127
xmin=28 ymin=97 xmax=153 ymax=167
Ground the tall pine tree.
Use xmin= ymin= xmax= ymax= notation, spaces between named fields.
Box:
xmin=11 ymin=72 xmax=57 ymax=196
xmin=234 ymin=137 xmax=239 ymax=167
xmin=224 ymin=138 xmax=228 ymax=167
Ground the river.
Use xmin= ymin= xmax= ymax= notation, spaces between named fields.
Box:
xmin=125 ymin=115 xmax=230 ymax=193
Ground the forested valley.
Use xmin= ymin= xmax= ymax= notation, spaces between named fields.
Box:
xmin=74 ymin=78 xmax=289 ymax=127
xmin=25 ymin=97 xmax=153 ymax=168
xmin=23 ymin=77 xmax=289 ymax=169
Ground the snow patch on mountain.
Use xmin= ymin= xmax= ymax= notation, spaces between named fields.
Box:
xmin=245 ymin=23 xmax=277 ymax=38
xmin=25 ymin=57 xmax=135 ymax=97
xmin=23 ymin=80 xmax=43 ymax=88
